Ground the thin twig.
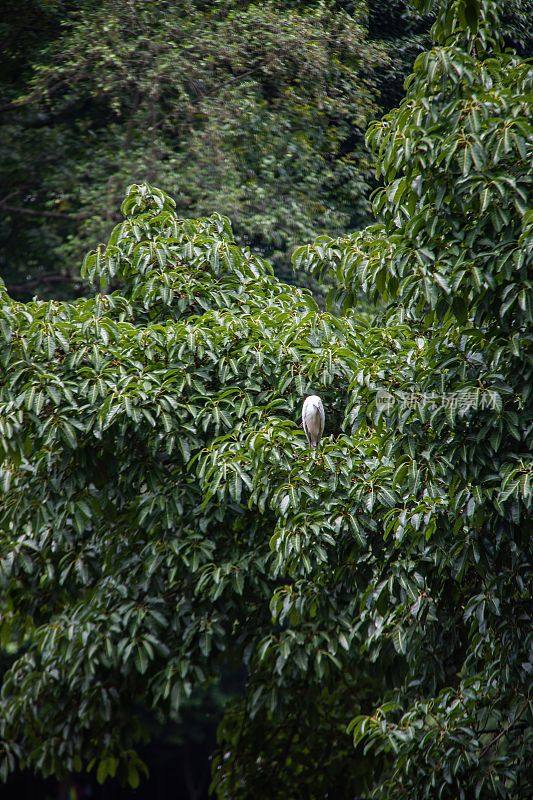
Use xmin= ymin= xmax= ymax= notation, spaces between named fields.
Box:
xmin=5 ymin=274 xmax=83 ymax=296
xmin=479 ymin=700 xmax=530 ymax=759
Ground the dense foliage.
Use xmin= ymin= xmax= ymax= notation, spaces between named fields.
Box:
xmin=0 ymin=0 xmax=385 ymax=297
xmin=0 ymin=0 xmax=531 ymax=798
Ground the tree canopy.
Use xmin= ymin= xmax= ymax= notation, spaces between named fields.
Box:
xmin=0 ymin=0 xmax=531 ymax=797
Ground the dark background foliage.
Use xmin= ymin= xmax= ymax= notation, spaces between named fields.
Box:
xmin=1 ymin=0 xmax=386 ymax=299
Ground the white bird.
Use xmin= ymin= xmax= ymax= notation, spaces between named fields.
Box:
xmin=302 ymin=395 xmax=325 ymax=448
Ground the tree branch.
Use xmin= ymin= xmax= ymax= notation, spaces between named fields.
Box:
xmin=0 ymin=202 xmax=89 ymax=220
xmin=0 ymin=80 xmax=66 ymax=114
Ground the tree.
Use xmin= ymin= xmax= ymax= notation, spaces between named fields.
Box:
xmin=294 ymin=0 xmax=532 ymax=795
xmin=0 ymin=0 xmax=385 ymax=299
xmin=0 ymin=1 xmax=531 ymax=799
xmin=0 ymin=181 xmax=368 ymax=790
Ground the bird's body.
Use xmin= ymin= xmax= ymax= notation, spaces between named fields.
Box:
xmin=302 ymin=395 xmax=325 ymax=448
